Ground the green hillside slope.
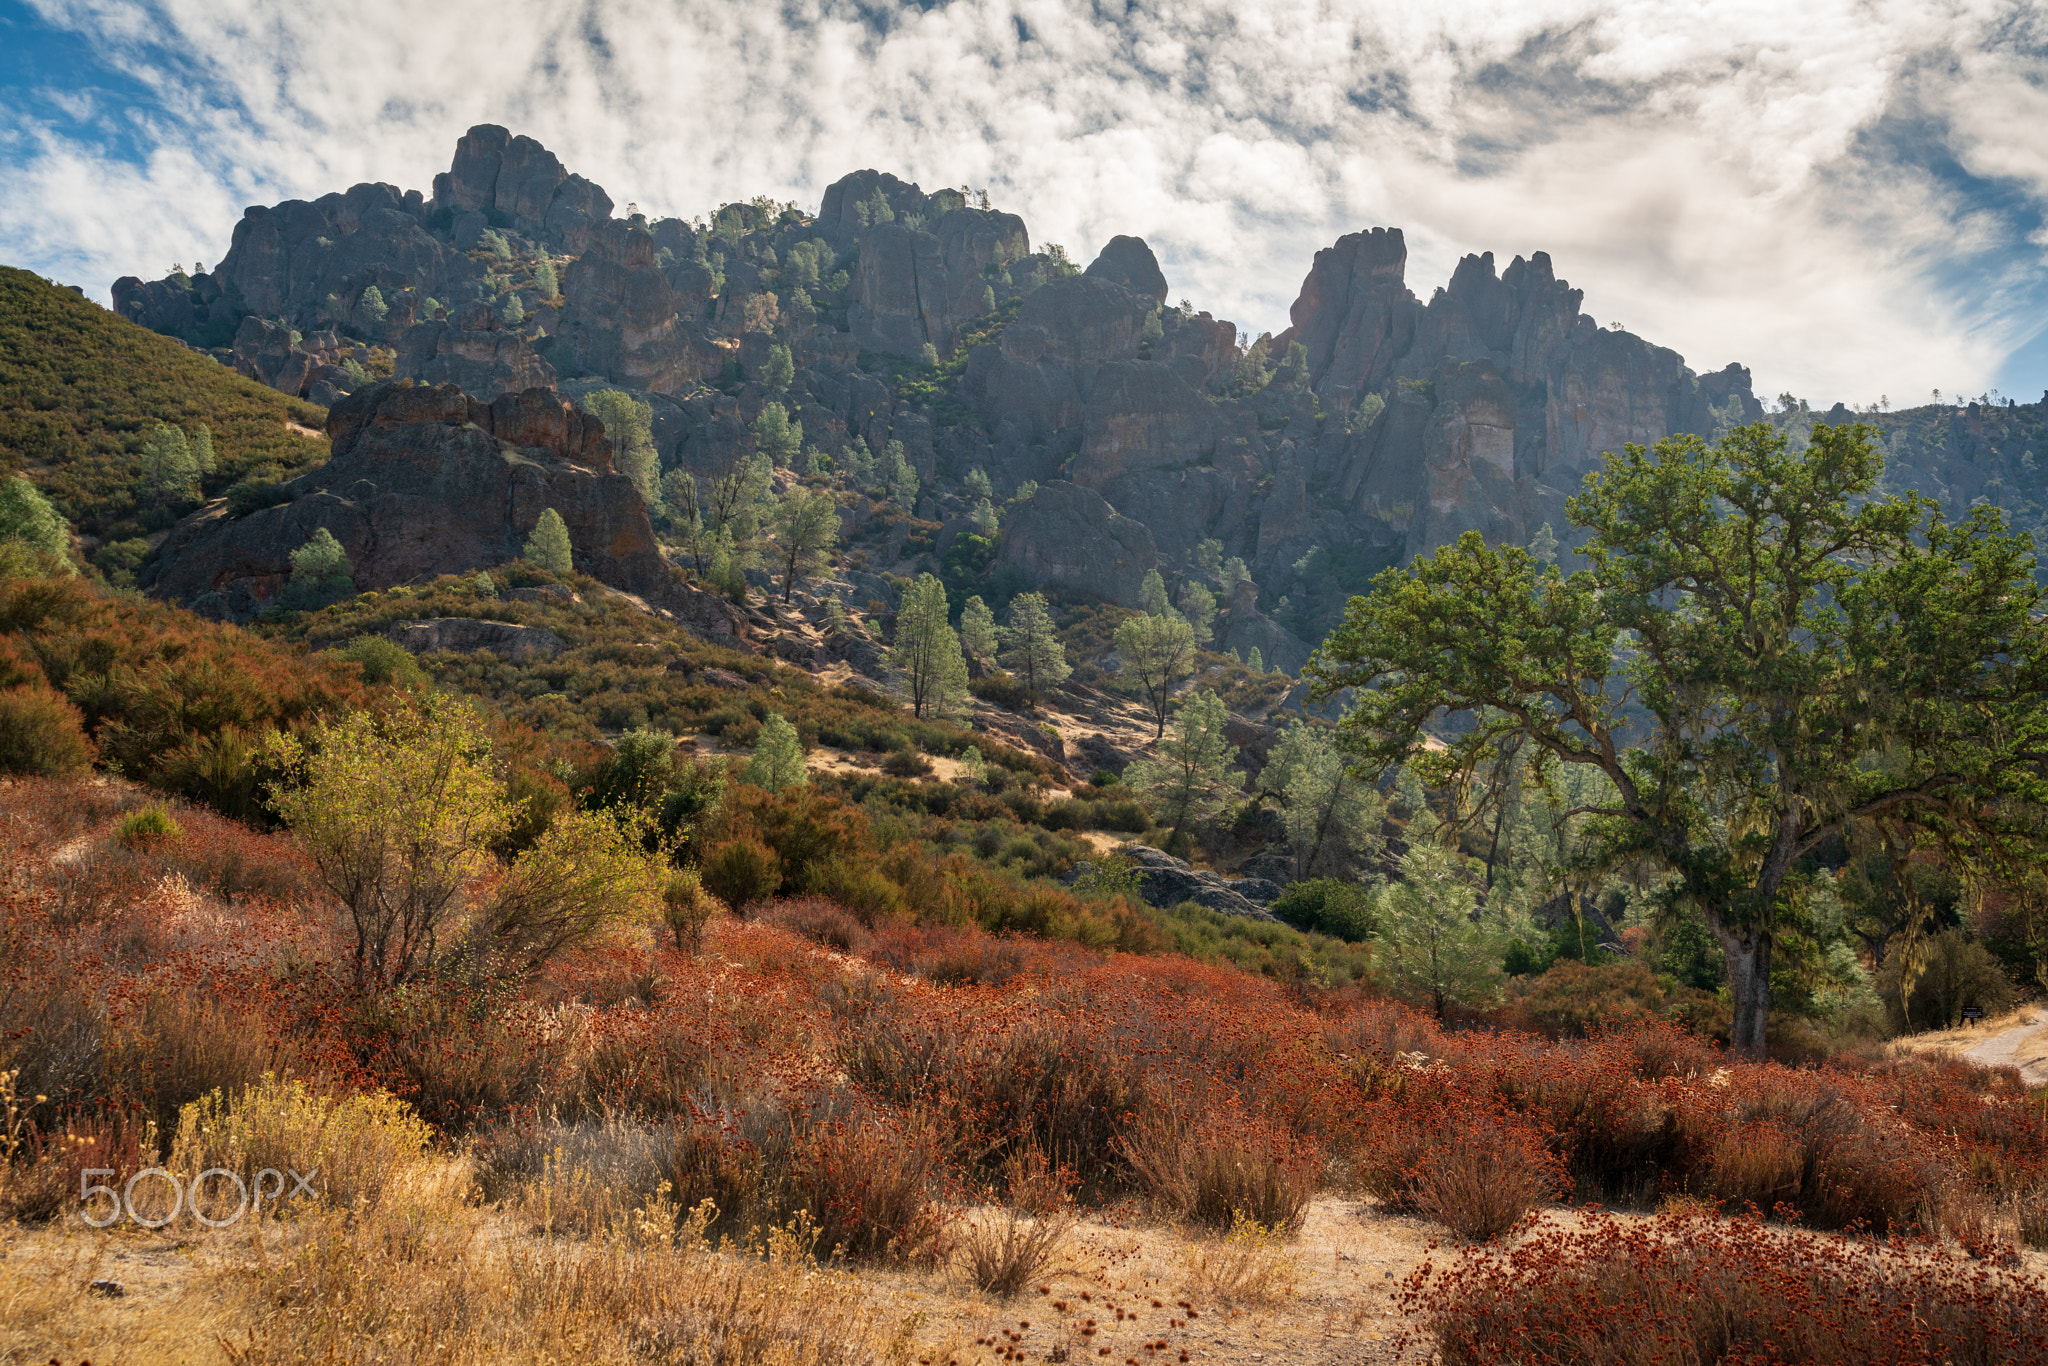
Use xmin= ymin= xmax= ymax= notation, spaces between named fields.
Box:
xmin=0 ymin=265 xmax=329 ymax=548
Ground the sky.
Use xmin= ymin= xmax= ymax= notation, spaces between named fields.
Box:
xmin=1 ymin=0 xmax=2044 ymax=408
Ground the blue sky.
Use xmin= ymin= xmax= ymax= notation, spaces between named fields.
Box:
xmin=3 ymin=0 xmax=2045 ymax=406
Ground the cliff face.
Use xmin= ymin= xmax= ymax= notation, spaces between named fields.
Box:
xmin=116 ymin=125 xmax=1788 ymax=661
xmin=147 ymin=381 xmax=667 ymax=621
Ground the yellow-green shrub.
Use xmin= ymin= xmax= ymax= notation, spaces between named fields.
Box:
xmin=169 ymin=1074 xmax=433 ymax=1216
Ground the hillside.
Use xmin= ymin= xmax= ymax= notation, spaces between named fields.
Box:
xmin=0 ymin=265 xmax=329 ymax=557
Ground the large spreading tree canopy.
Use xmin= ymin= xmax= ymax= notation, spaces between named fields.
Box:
xmin=1307 ymin=422 xmax=2048 ymax=1051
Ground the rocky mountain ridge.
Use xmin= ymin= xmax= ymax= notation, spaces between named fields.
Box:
xmin=115 ymin=124 xmax=2047 ymax=665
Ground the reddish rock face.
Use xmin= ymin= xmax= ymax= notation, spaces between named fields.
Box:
xmin=148 ymin=380 xmax=668 ymax=620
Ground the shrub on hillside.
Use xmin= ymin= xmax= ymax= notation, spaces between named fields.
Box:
xmin=0 ymin=683 xmax=94 ymax=774
xmin=701 ymin=834 xmax=783 ymax=909
xmin=1118 ymin=1104 xmax=1319 ymax=1232
xmin=1404 ymin=1209 xmax=2048 ymax=1365
xmin=1270 ymin=877 xmax=1379 ymax=941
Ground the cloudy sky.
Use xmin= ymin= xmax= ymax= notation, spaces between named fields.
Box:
xmin=2 ymin=0 xmax=2044 ymax=406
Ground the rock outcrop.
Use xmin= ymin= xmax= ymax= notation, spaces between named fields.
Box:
xmin=1077 ymin=843 xmax=1280 ymax=919
xmin=147 ymin=380 xmax=668 ymax=619
xmin=387 ymin=618 xmax=565 ymax=661
xmin=115 ymin=126 xmax=1779 ymax=660
xmin=996 ymin=481 xmax=1158 ymax=608
xmin=395 ymin=300 xmax=557 ymax=399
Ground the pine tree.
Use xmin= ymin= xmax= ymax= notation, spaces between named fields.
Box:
xmin=1000 ymin=591 xmax=1070 ymax=700
xmin=1529 ymin=522 xmax=1560 ymax=565
xmin=843 ymin=436 xmax=876 ymax=490
xmin=959 ymin=595 xmax=999 ymax=660
xmin=191 ymin=424 xmax=215 ymax=477
xmin=0 ymin=475 xmax=73 ymax=573
xmin=358 ymin=285 xmax=389 ymax=322
xmin=473 ymin=571 xmax=497 ymax=598
xmin=1125 ymin=690 xmax=1242 ymax=842
xmin=1263 ymin=719 xmax=1383 ymax=879
xmin=1139 ymin=567 xmax=1173 ymax=617
xmin=1218 ymin=556 xmax=1249 ymax=598
xmin=744 ymin=712 xmax=807 ymax=792
xmin=138 ymin=423 xmax=199 ymax=505
xmin=584 ymin=390 xmax=659 ymax=502
xmin=768 ymin=486 xmax=839 ymax=601
xmin=883 ymin=440 xmax=919 ymax=509
xmin=534 ymin=259 xmax=559 ymax=299
xmin=524 ymin=508 xmax=574 ymax=576
xmin=1114 ymin=611 xmax=1197 ymax=737
xmin=964 ymin=468 xmax=993 ymax=501
xmin=1176 ymin=581 xmax=1216 ymax=646
xmin=763 ymin=343 xmax=795 ymax=395
xmin=970 ymin=496 xmax=999 ymax=534
xmin=1247 ymin=646 xmax=1264 ymax=673
xmin=1382 ymin=840 xmax=1504 ymax=1019
xmin=500 ymin=293 xmax=525 ymax=324
xmin=753 ymin=401 xmax=803 ymax=466
xmin=891 ymin=573 xmax=970 ymax=720
xmin=1196 ymin=538 xmax=1224 ymax=581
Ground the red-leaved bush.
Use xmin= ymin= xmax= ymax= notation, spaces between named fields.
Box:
xmin=1403 ymin=1209 xmax=2048 ymax=1365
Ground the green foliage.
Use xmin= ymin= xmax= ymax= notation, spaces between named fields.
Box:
xmin=1309 ymin=421 xmax=2048 ymax=1050
xmin=891 ymin=572 xmax=971 ymax=722
xmin=1263 ymin=719 xmax=1383 ymax=879
xmin=523 ymin=508 xmax=574 ymax=576
xmin=265 ymin=694 xmax=512 ymax=990
xmin=763 ymin=343 xmax=795 ymax=395
xmin=0 ymin=683 xmax=94 ymax=775
xmin=533 ymin=259 xmax=559 ymax=300
xmin=1124 ymin=689 xmax=1241 ymax=837
xmin=0 ymin=475 xmax=73 ymax=571
xmin=766 ymin=485 xmax=839 ymax=601
xmin=842 ymin=436 xmax=876 ymax=491
xmin=1381 ymin=840 xmax=1503 ymax=1017
xmin=281 ymin=527 xmax=355 ymax=611
xmin=582 ymin=390 xmax=658 ymax=502
xmin=472 ymin=571 xmax=497 ymax=598
xmin=881 ymin=439 xmax=919 ymax=509
xmin=1113 ymin=611 xmax=1197 ymax=737
xmin=333 ymin=635 xmax=429 ymax=690
xmin=139 ymin=422 xmax=200 ymax=506
xmin=0 ymin=267 xmax=328 ymax=537
xmin=753 ymin=401 xmax=803 ymax=466
xmin=1139 ymin=567 xmax=1172 ymax=617
xmin=1176 ymin=581 xmax=1215 ymax=646
xmin=1246 ymin=646 xmax=1263 ymax=673
xmin=1350 ymin=391 xmax=1386 ymax=431
xmin=1000 ymin=592 xmax=1070 ymax=700
xmin=116 ymin=805 xmax=183 ymax=845
xmin=1217 ymin=556 xmax=1249 ymax=598
xmin=959 ymin=594 xmax=999 ymax=659
xmin=358 ymin=285 xmax=389 ymax=323
xmin=1270 ymin=878 xmax=1379 ymax=941
xmin=499 ymin=293 xmax=525 ymax=325
xmin=745 ymin=711 xmax=808 ymax=792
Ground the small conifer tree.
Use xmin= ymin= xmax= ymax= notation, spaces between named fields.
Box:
xmin=359 ymin=285 xmax=389 ymax=322
xmin=0 ymin=476 xmax=73 ymax=573
xmin=959 ymin=595 xmax=998 ymax=660
xmin=1000 ymin=591 xmax=1070 ymax=700
xmin=282 ymin=527 xmax=355 ymax=610
xmin=139 ymin=423 xmax=199 ymax=505
xmin=763 ymin=343 xmax=795 ymax=395
xmin=744 ymin=712 xmax=807 ymax=792
xmin=524 ymin=508 xmax=574 ymax=576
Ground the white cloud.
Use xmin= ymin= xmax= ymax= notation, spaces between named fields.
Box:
xmin=2 ymin=0 xmax=2042 ymax=401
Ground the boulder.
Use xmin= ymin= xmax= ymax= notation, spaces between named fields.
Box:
xmin=388 ymin=618 xmax=565 ymax=661
xmin=1113 ymin=844 xmax=1279 ymax=920
xmin=996 ymin=481 xmax=1157 ymax=609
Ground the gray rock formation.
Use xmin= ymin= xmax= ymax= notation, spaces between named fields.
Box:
xmin=1084 ymin=236 xmax=1169 ymax=306
xmin=388 ymin=618 xmax=565 ymax=661
xmin=996 ymin=481 xmax=1157 ymax=608
xmin=396 ymin=300 xmax=557 ymax=399
xmin=1084 ymin=843 xmax=1279 ymax=919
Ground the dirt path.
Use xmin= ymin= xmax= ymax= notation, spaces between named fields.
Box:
xmin=1961 ymin=1009 xmax=2048 ymax=1085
